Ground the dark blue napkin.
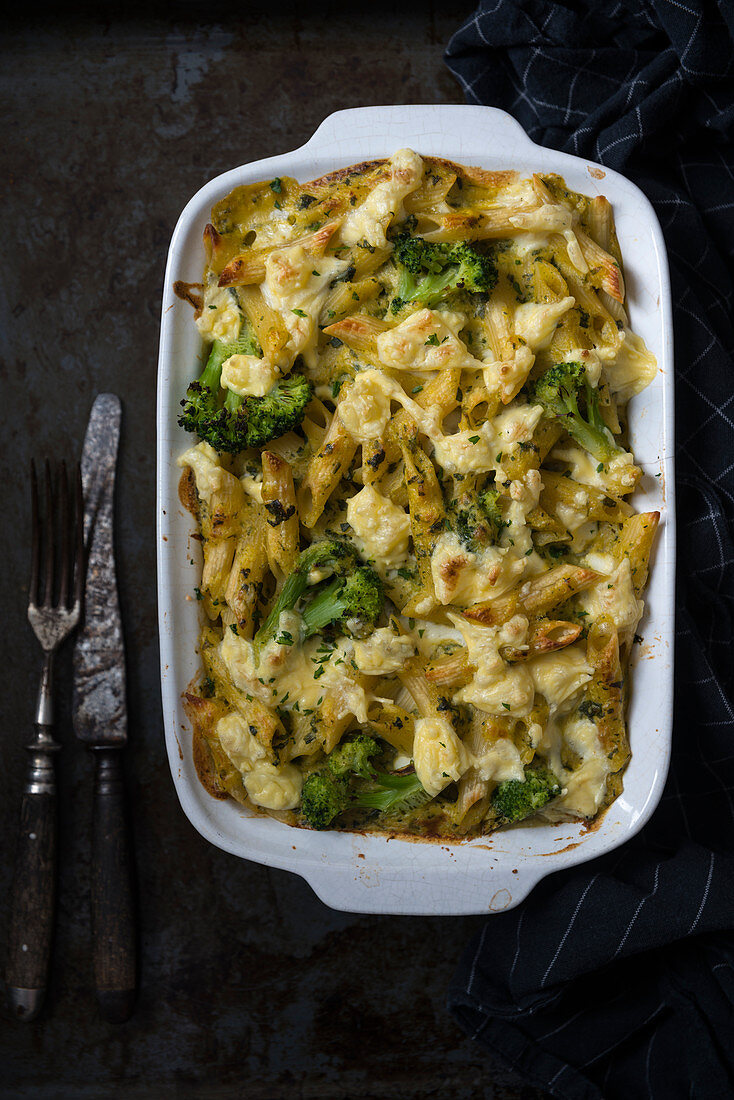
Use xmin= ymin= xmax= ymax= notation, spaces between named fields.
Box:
xmin=444 ymin=2 xmax=734 ymax=1096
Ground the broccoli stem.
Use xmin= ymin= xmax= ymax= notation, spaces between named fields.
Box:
xmin=300 ymin=577 xmax=344 ymax=638
xmin=254 ymin=540 xmax=356 ymax=652
xmin=354 ymin=771 xmax=427 ymax=813
xmin=254 ymin=567 xmax=310 ymax=653
xmin=560 ymin=383 xmax=616 ymax=461
xmin=223 ymin=386 xmax=242 ymax=414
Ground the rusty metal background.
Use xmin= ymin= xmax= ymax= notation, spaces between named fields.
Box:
xmin=0 ymin=6 xmax=552 ymax=1097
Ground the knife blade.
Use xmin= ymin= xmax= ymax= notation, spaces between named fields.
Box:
xmin=73 ymin=393 xmax=126 ymax=746
xmin=72 ymin=393 xmax=136 ymax=1023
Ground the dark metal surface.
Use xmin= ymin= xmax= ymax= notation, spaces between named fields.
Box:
xmin=1 ymin=6 xmax=551 ymax=1098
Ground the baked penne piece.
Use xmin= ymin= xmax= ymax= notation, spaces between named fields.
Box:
xmin=399 ymin=429 xmax=446 ymax=603
xmin=464 ymin=565 xmax=600 ymax=626
xmin=224 ymin=515 xmax=268 ymax=636
xmin=297 ymin=388 xmax=358 ymax=528
xmin=261 ymin=450 xmax=299 ymax=582
xmin=235 ymin=285 xmax=290 ymax=361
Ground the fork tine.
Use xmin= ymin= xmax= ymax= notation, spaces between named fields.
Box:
xmin=30 ymin=460 xmax=40 ymax=606
xmin=58 ymin=461 xmax=71 ymax=607
xmin=73 ymin=463 xmax=84 ymax=607
xmin=43 ymin=460 xmax=54 ymax=608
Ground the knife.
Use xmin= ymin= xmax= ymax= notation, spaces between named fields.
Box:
xmin=72 ymin=393 xmax=136 ymax=1023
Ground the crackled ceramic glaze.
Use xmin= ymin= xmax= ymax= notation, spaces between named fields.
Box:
xmin=157 ymin=106 xmax=675 ymax=916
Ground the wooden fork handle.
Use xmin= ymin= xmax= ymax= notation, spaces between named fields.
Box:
xmin=6 ymin=734 xmax=58 ymax=1022
xmin=91 ymin=747 xmax=136 ymax=1023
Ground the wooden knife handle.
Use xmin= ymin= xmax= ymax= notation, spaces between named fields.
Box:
xmin=6 ymin=737 xmax=58 ymax=1022
xmin=91 ymin=747 xmax=136 ymax=1023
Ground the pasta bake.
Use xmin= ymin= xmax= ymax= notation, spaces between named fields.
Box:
xmin=176 ymin=148 xmax=658 ymax=838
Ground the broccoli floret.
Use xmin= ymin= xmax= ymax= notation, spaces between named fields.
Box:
xmin=300 ymin=765 xmax=429 ymax=830
xmin=301 ymin=772 xmax=349 ymax=830
xmin=478 ymin=488 xmax=507 ymax=535
xmin=179 ymin=335 xmax=312 ymax=453
xmin=530 ymin=361 xmax=620 ymax=463
xmin=455 ymin=503 xmax=493 ymax=552
xmin=327 ymin=734 xmax=380 ymax=778
xmin=390 ymin=234 xmax=497 ymax=314
xmin=233 ymin=374 xmax=313 ymax=450
xmin=491 ymin=765 xmax=562 ymax=824
xmin=254 ymin=538 xmax=355 ymax=651
xmin=178 ymin=335 xmax=252 ymax=450
xmin=453 ymin=487 xmax=507 ymax=551
xmin=301 ymin=566 xmax=384 ymax=639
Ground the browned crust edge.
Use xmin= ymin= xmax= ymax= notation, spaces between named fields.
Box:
xmin=183 ymin=690 xmax=229 ymax=800
xmin=303 ymin=155 xmax=519 ymax=192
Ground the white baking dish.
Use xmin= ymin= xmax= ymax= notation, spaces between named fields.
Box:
xmin=156 ymin=105 xmax=675 ymax=915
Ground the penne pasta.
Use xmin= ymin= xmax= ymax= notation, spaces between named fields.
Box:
xmin=261 ymin=451 xmax=300 ymax=581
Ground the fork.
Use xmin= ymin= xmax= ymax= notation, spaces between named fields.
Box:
xmin=6 ymin=460 xmax=83 ymax=1021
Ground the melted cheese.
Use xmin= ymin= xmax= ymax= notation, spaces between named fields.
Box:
xmin=431 ymin=533 xmax=524 ymax=606
xmin=177 ymin=442 xmax=241 ymax=508
xmin=337 ymin=369 xmax=440 ymax=443
xmin=240 ymin=473 xmax=263 ymax=502
xmin=494 ymin=402 xmax=544 ymax=445
xmin=550 ymin=441 xmax=637 ymax=492
xmin=216 ymin=713 xmax=270 ymax=773
xmin=556 ymin=714 xmax=611 ymax=818
xmin=472 ymin=737 xmax=525 ymax=784
xmin=450 ymin=614 xmax=535 ymax=717
xmin=527 ymin=645 xmax=592 ymax=715
xmin=244 ymin=762 xmax=302 ymax=810
xmin=482 ymin=343 xmax=535 ymax=404
xmin=412 ymin=715 xmax=469 ymax=796
xmin=353 ymin=629 xmax=415 ymax=675
xmin=555 ymin=485 xmax=591 ymax=534
xmin=513 ymin=297 xmax=576 ymax=352
xmin=513 ymin=231 xmax=552 ymax=257
xmin=220 ymin=617 xmax=372 ymax=722
xmin=221 ymin=353 xmax=280 ymax=397
xmin=578 ymin=558 xmax=643 ymax=647
xmin=195 ymin=284 xmax=242 ymax=344
xmin=500 ymin=469 xmax=542 ymax=556
xmin=346 ymin=484 xmax=411 ymax=568
xmin=376 ymin=309 xmax=483 ymax=372
xmin=262 ymin=245 xmax=350 ymax=367
xmin=341 ymin=148 xmax=423 ymax=249
xmin=432 ymin=423 xmax=497 ymax=475
xmin=337 ymin=370 xmax=392 ymax=442
xmin=604 ymin=328 xmax=658 ymax=402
